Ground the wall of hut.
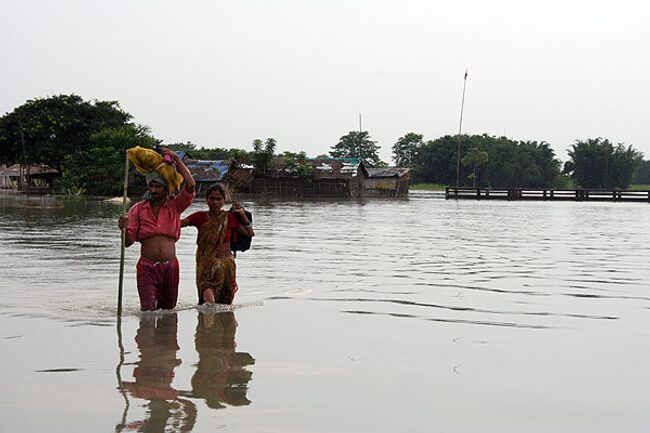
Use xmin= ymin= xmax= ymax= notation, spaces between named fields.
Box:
xmin=251 ymin=177 xmax=362 ymax=198
xmin=0 ymin=164 xmax=58 ymax=192
xmin=361 ymin=176 xmax=410 ymax=198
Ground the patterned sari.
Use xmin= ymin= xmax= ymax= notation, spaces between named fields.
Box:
xmin=195 ymin=212 xmax=237 ymax=304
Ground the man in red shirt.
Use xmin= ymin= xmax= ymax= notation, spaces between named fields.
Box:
xmin=118 ymin=148 xmax=195 ymax=311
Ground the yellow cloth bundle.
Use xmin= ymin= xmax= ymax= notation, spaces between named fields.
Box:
xmin=127 ymin=146 xmax=183 ymax=193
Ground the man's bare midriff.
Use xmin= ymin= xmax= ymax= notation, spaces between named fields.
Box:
xmin=140 ymin=235 xmax=177 ymax=262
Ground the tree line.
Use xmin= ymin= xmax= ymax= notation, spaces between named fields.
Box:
xmin=391 ymin=133 xmax=644 ymax=189
xmin=0 ymin=95 xmax=646 ymax=195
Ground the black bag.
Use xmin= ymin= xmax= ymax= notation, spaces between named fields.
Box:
xmin=230 ymin=209 xmax=253 ymax=254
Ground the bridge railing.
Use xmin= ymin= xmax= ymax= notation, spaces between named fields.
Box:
xmin=445 ymin=188 xmax=650 ymax=202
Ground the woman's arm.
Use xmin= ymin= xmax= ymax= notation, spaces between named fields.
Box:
xmin=236 ymin=224 xmax=254 ymax=237
xmin=232 ymin=203 xmax=254 ymax=237
xmin=181 ymin=217 xmax=190 ymax=228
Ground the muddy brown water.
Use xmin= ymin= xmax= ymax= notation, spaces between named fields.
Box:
xmin=1 ymin=191 xmax=649 ymax=432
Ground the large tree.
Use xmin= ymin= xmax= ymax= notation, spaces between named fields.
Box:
xmin=251 ymin=137 xmax=276 ymax=175
xmin=563 ymin=138 xmax=642 ymax=189
xmin=280 ymin=151 xmax=312 ymax=178
xmin=0 ymin=94 xmax=132 ymax=171
xmin=330 ymin=130 xmax=381 ymax=164
xmin=392 ymin=132 xmax=423 ymax=167
xmin=414 ymin=134 xmax=562 ymax=188
xmin=462 ymin=146 xmax=489 ymax=187
xmin=57 ymin=125 xmax=157 ymax=195
xmin=633 ymin=160 xmax=650 ymax=185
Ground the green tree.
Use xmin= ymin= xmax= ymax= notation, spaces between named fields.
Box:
xmin=281 ymin=151 xmax=313 ymax=178
xmin=462 ymin=146 xmax=489 ymax=187
xmin=167 ymin=142 xmax=251 ymax=162
xmin=392 ymin=132 xmax=423 ymax=167
xmin=166 ymin=141 xmax=197 ymax=153
xmin=414 ymin=135 xmax=469 ymax=186
xmin=57 ymin=125 xmax=157 ymax=195
xmin=633 ymin=160 xmax=650 ymax=185
xmin=414 ymin=134 xmax=562 ymax=188
xmin=251 ymin=137 xmax=276 ymax=175
xmin=330 ymin=131 xmax=381 ymax=164
xmin=564 ymin=138 xmax=642 ymax=188
xmin=0 ymin=94 xmax=131 ymax=171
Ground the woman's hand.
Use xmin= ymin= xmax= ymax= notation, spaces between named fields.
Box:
xmin=232 ymin=202 xmax=254 ymax=237
xmin=231 ymin=202 xmax=248 ymax=220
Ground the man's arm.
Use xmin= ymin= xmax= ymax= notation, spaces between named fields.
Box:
xmin=163 ymin=148 xmax=195 ymax=194
xmin=117 ymin=214 xmax=135 ymax=247
xmin=117 ymin=203 xmax=140 ymax=247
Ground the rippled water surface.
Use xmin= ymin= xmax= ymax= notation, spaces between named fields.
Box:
xmin=1 ymin=191 xmax=649 ymax=432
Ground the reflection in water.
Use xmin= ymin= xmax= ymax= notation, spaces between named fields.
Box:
xmin=116 ymin=312 xmax=254 ymax=432
xmin=189 ymin=312 xmax=255 ymax=409
xmin=117 ymin=313 xmax=197 ymax=433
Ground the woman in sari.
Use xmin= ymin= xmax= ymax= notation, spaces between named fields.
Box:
xmin=181 ymin=183 xmax=254 ymax=305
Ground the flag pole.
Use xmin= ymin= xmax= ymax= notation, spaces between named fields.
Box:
xmin=117 ymin=151 xmax=129 ymax=316
xmin=456 ymin=68 xmax=468 ymax=188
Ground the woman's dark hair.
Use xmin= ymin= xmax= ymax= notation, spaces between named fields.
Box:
xmin=205 ymin=183 xmax=230 ymax=201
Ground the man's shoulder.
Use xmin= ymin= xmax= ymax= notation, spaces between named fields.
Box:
xmin=129 ymin=200 xmax=149 ymax=212
xmin=174 ymin=187 xmax=195 ymax=200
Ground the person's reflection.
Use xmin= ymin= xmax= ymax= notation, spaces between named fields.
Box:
xmin=118 ymin=313 xmax=196 ymax=432
xmin=189 ymin=311 xmax=255 ymax=409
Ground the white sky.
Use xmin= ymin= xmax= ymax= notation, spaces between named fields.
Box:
xmin=1 ymin=0 xmax=648 ymax=163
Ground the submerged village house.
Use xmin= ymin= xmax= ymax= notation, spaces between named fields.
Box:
xmin=251 ymin=158 xmax=411 ymax=198
xmin=175 ymin=151 xmax=254 ymax=194
xmin=131 ymin=152 xmax=410 ymax=199
xmin=127 ymin=151 xmax=254 ymax=196
xmin=0 ymin=164 xmax=58 ymax=193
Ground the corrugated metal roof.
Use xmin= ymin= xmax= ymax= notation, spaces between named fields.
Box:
xmin=0 ymin=164 xmax=58 ymax=176
xmin=366 ymin=167 xmax=410 ymax=178
xmin=186 ymin=160 xmax=231 ymax=182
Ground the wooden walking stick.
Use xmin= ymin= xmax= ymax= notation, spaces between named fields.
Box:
xmin=117 ymin=150 xmax=129 ymax=316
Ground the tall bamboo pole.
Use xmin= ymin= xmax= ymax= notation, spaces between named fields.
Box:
xmin=117 ymin=151 xmax=129 ymax=316
xmin=456 ymin=69 xmax=468 ymax=188
xmin=115 ymin=314 xmax=130 ymax=432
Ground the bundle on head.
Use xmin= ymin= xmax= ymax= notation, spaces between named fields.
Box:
xmin=127 ymin=146 xmax=183 ymax=193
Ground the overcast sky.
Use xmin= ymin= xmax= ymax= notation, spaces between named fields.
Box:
xmin=1 ymin=0 xmax=648 ymax=163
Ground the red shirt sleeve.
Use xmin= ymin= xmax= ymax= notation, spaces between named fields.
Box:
xmin=172 ymin=187 xmax=195 ymax=213
xmin=186 ymin=211 xmax=209 ymax=227
xmin=127 ymin=202 xmax=142 ymax=241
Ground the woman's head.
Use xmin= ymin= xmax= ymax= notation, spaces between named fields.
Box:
xmin=205 ymin=183 xmax=229 ymax=211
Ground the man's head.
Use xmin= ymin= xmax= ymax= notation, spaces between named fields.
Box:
xmin=146 ymin=172 xmax=168 ymax=201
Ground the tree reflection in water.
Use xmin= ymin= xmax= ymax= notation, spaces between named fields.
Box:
xmin=116 ymin=311 xmax=254 ymax=432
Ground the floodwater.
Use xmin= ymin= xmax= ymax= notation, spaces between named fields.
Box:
xmin=1 ymin=191 xmax=649 ymax=432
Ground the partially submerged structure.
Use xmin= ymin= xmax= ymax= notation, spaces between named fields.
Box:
xmin=361 ymin=165 xmax=411 ymax=198
xmin=251 ymin=158 xmax=410 ymax=198
xmin=0 ymin=164 xmax=58 ymax=193
xmin=129 ymin=151 xmax=410 ymax=199
xmin=185 ymin=159 xmax=254 ymax=194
